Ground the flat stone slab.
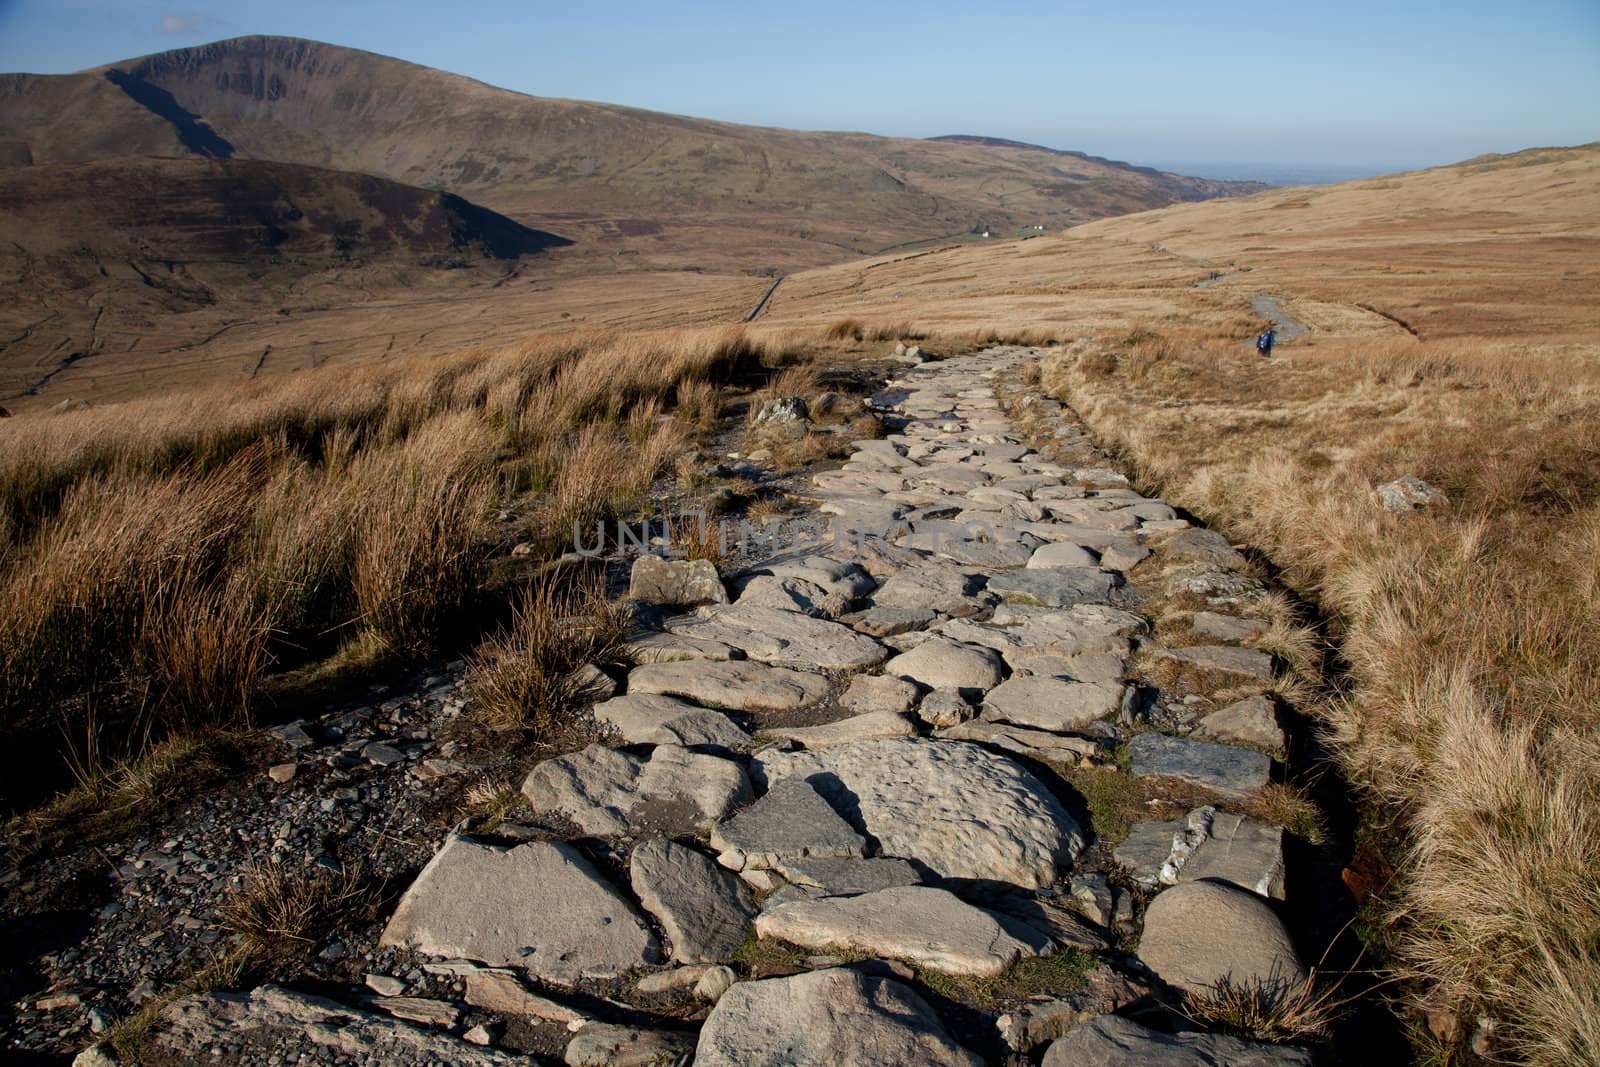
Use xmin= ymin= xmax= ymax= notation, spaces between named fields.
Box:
xmin=872 ymin=562 xmax=994 ymax=617
xmin=630 ymin=839 xmax=756 ymax=963
xmin=1126 ymin=732 xmax=1271 ymax=801
xmin=522 ymin=744 xmax=752 ymax=836
xmin=1042 ymin=1015 xmax=1311 ymax=1067
xmin=756 ymin=738 xmax=1084 ymax=888
xmin=986 ymin=567 xmax=1118 ymax=608
xmin=380 ymin=837 xmax=658 ymax=986
xmin=695 ymin=968 xmax=982 ymax=1067
xmin=1157 ymin=644 xmax=1274 ymax=681
xmin=1196 ymin=694 xmax=1284 ymax=755
xmin=153 ymin=985 xmax=523 ymax=1066
xmin=776 ymin=856 xmax=923 ymax=895
xmin=564 ymin=1023 xmax=696 ymax=1067
xmin=1027 ymin=542 xmax=1099 ymax=569
xmin=590 ymin=693 xmax=751 ymax=751
xmin=710 ymin=778 xmax=867 ymax=870
xmin=937 ymin=720 xmax=1098 ymax=763
xmin=884 ymin=636 xmax=1005 ymax=696
xmin=756 ymin=886 xmax=1034 ymax=976
xmin=765 ymin=710 xmax=918 ymax=749
xmin=980 ymin=677 xmax=1124 ymax=732
xmin=1191 ymin=610 xmax=1269 ymax=642
xmin=842 ymin=604 xmax=936 ymax=637
xmin=1179 ymin=811 xmax=1286 ymax=899
xmin=1137 ymin=880 xmax=1306 ymax=998
xmin=625 ymin=631 xmax=738 ymax=664
xmin=840 ymin=673 xmax=921 ymax=714
xmin=1162 ymin=527 xmax=1248 ymax=569
xmin=930 ymin=538 xmax=1035 ymax=569
xmin=734 ymin=574 xmax=852 ymax=618
xmin=627 ymin=660 xmax=829 ymax=711
xmin=667 ymin=604 xmax=888 ymax=670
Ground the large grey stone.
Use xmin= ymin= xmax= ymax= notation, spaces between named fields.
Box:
xmin=884 ymin=637 xmax=1005 ymax=696
xmin=625 ymin=631 xmax=737 ymax=664
xmin=1158 ymin=644 xmax=1274 ymax=681
xmin=1162 ymin=527 xmax=1248 ymax=569
xmin=1137 ymin=880 xmax=1306 ymax=998
xmin=627 ymin=660 xmax=829 ymax=711
xmin=521 ymin=744 xmax=752 ymax=836
xmin=590 ymin=693 xmax=751 ymax=751
xmin=1180 ymin=812 xmax=1287 ymax=899
xmin=756 ymin=738 xmax=1084 ymax=888
xmin=380 ymin=837 xmax=658 ymax=986
xmin=710 ymin=778 xmax=867 ymax=870
xmin=1042 ymin=1014 xmax=1311 ymax=1066
xmin=872 ymin=562 xmax=994 ymax=617
xmin=987 ymin=567 xmax=1118 ymax=608
xmin=842 ymin=604 xmax=936 ymax=637
xmin=735 ymin=574 xmax=852 ymax=618
xmin=1027 ymin=542 xmax=1099 ymax=569
xmin=1197 ymin=694 xmax=1284 ymax=755
xmin=981 ymin=677 xmax=1124 ymax=732
xmin=766 ymin=710 xmax=918 ymax=748
xmin=840 ymin=673 xmax=921 ymax=714
xmin=667 ymin=604 xmax=888 ymax=670
xmin=776 ymin=856 xmax=923 ymax=895
xmin=1191 ymin=610 xmax=1269 ymax=642
xmin=1126 ymin=733 xmax=1271 ymax=801
xmin=630 ymin=839 xmax=756 ymax=963
xmin=153 ymin=986 xmax=523 ymax=1065
xmin=695 ymin=968 xmax=982 ymax=1067
xmin=756 ymin=886 xmax=1035 ymax=976
xmin=564 ymin=1023 xmax=695 ymax=1067
xmin=628 ymin=556 xmax=727 ymax=607
xmin=930 ymin=538 xmax=1035 ymax=568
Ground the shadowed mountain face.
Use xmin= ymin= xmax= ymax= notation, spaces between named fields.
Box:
xmin=0 ymin=157 xmax=570 ymax=403
xmin=0 ymin=36 xmax=1263 ymax=270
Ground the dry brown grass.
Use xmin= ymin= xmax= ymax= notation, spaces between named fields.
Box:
xmin=1043 ymin=333 xmax=1600 ymax=1064
xmin=220 ymin=861 xmax=380 ymax=957
xmin=466 ymin=573 xmax=630 ymax=735
xmin=1182 ymin=970 xmax=1345 ymax=1044
xmin=0 ymin=323 xmax=791 ymax=810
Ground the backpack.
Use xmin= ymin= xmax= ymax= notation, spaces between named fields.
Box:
xmin=1256 ymin=332 xmax=1270 ymax=352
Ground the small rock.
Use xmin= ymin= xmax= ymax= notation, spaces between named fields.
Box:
xmin=1196 ymin=694 xmax=1284 ymax=755
xmin=765 ymin=710 xmax=918 ymax=748
xmin=630 ymin=839 xmax=756 ymax=964
xmin=1157 ymin=644 xmax=1274 ymax=681
xmin=463 ymin=1023 xmax=497 ymax=1046
xmin=840 ymin=673 xmax=921 ymax=714
xmin=564 ymin=1023 xmax=695 ymax=1067
xmin=267 ymin=763 xmax=297 ymax=784
xmin=629 ymin=556 xmax=728 ymax=607
xmin=1376 ymin=475 xmax=1448 ymax=512
xmin=372 ymin=996 xmax=460 ymax=1027
xmin=628 ymin=660 xmax=829 ymax=711
xmin=981 ymin=677 xmax=1124 ymax=732
xmin=1191 ymin=610 xmax=1269 ymax=642
xmin=917 ymin=689 xmax=974 ymax=728
xmin=462 ymin=969 xmax=586 ymax=1022
xmin=364 ymin=973 xmax=407 ymax=997
xmin=694 ymin=964 xmax=737 ymax=1002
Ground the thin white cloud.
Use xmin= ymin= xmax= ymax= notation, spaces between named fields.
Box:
xmin=157 ymin=14 xmax=209 ymax=35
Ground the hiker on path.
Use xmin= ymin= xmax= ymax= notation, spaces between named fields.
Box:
xmin=1256 ymin=325 xmax=1276 ymax=358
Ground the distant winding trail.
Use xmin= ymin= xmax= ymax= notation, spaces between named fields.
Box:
xmin=1251 ymin=294 xmax=1310 ymax=340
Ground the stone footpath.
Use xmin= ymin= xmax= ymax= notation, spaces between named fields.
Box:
xmin=115 ymin=347 xmax=1316 ymax=1064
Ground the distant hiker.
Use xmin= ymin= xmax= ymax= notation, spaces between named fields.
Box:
xmin=1256 ymin=325 xmax=1276 ymax=358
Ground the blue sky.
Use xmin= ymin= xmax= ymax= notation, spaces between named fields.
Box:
xmin=1 ymin=0 xmax=1595 ymax=173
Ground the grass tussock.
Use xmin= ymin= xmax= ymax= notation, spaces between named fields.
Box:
xmin=467 ymin=573 xmax=630 ymax=735
xmin=1045 ymin=331 xmax=1600 ymax=1063
xmin=220 ymin=861 xmax=381 ymax=957
xmin=1182 ymin=971 xmax=1344 ymax=1044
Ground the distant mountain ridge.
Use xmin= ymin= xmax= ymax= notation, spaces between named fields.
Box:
xmin=0 ymin=36 xmax=1265 ymax=270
